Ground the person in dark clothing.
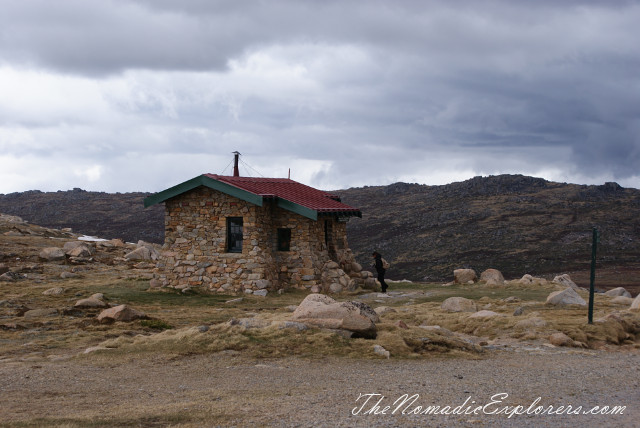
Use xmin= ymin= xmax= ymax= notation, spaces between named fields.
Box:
xmin=372 ymin=251 xmax=388 ymax=293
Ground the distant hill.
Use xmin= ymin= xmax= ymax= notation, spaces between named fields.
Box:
xmin=1 ymin=175 xmax=639 ymax=282
xmin=0 ymin=188 xmax=164 ymax=244
xmin=339 ymin=175 xmax=640 ymax=281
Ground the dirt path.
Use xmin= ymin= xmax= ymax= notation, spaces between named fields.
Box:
xmin=1 ymin=348 xmax=638 ymax=427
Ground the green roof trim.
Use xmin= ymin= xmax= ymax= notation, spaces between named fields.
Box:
xmin=144 ymin=175 xmax=264 ymax=208
xmin=276 ymin=198 xmax=318 ymax=220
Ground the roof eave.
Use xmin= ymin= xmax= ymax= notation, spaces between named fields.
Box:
xmin=144 ymin=175 xmax=264 ymax=208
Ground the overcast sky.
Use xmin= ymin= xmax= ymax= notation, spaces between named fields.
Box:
xmin=1 ymin=0 xmax=639 ymax=194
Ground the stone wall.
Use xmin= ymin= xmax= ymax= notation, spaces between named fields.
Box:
xmin=153 ymin=186 xmax=363 ymax=294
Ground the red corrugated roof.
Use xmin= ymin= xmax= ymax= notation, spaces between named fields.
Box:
xmin=205 ymin=174 xmax=360 ymax=214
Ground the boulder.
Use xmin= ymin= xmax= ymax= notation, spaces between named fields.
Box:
xmin=374 ymin=306 xmax=396 ymax=316
xmin=468 ymin=310 xmax=502 ymax=318
xmin=454 ymin=269 xmax=477 ymax=284
xmin=548 ymin=332 xmax=573 ymax=347
xmin=480 ymin=269 xmax=504 ymax=285
xmin=124 ymin=247 xmax=153 ymax=261
xmin=43 ymin=287 xmax=64 ymax=296
xmin=610 ymin=296 xmax=633 ymax=305
xmin=514 ymin=317 xmax=547 ymax=329
xmin=64 ymin=242 xmax=94 ymax=256
xmin=545 ymin=287 xmax=587 ymax=306
xmin=604 ymin=287 xmax=632 ymax=298
xmin=291 ymin=294 xmax=378 ymax=338
xmin=74 ymin=297 xmax=108 ymax=309
xmin=373 ymin=344 xmax=390 ymax=358
xmin=60 ymin=271 xmax=79 ymax=279
xmin=552 ymin=274 xmax=580 ymax=291
xmin=518 ymin=274 xmax=548 ymax=285
xmin=23 ymin=308 xmax=58 ymax=318
xmin=0 ymin=272 xmax=20 ymax=282
xmin=97 ymin=305 xmax=146 ymax=323
xmin=631 ymin=294 xmax=640 ymax=311
xmin=441 ymin=296 xmax=477 ymax=313
xmin=253 ymin=289 xmax=268 ymax=297
xmin=38 ymin=247 xmax=66 ymax=261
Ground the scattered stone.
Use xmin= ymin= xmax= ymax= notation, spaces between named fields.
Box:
xmin=468 ymin=310 xmax=502 ymax=318
xmin=253 ymin=289 xmax=268 ymax=297
xmin=441 ymin=296 xmax=477 ymax=313
xmin=517 ymin=274 xmax=548 ymax=286
xmin=74 ymin=297 xmax=108 ymax=309
xmin=552 ymin=274 xmax=580 ymax=291
xmin=0 ymin=263 xmax=8 ymax=275
xmin=396 ymin=320 xmax=409 ymax=329
xmin=284 ymin=305 xmax=298 ymax=312
xmin=310 ymin=285 xmax=321 ymax=293
xmin=630 ymin=294 xmax=640 ymax=311
xmin=610 ymin=296 xmax=634 ymax=305
xmin=228 ymin=318 xmax=271 ymax=329
xmin=374 ymin=306 xmax=396 ymax=316
xmin=97 ymin=305 xmax=146 ymax=323
xmin=42 ymin=287 xmax=64 ymax=296
xmin=454 ymin=269 xmax=477 ymax=284
xmin=373 ymin=344 xmax=390 ymax=358
xmin=513 ymin=306 xmax=526 ymax=316
xmin=292 ymin=294 xmax=378 ymax=338
xmin=514 ymin=317 xmax=547 ymax=329
xmin=480 ymin=269 xmax=504 ymax=285
xmin=124 ymin=247 xmax=154 ymax=261
xmin=604 ymin=287 xmax=632 ymax=298
xmin=38 ymin=247 xmax=66 ymax=261
xmin=133 ymin=262 xmax=155 ymax=269
xmin=23 ymin=308 xmax=58 ymax=318
xmin=279 ymin=321 xmax=308 ymax=331
xmin=225 ymin=298 xmax=244 ymax=304
xmin=329 ymin=283 xmax=343 ymax=294
xmin=65 ymin=245 xmax=93 ymax=258
xmin=548 ymin=332 xmax=573 ymax=347
xmin=0 ymin=272 xmax=21 ymax=282
xmin=545 ymin=287 xmax=587 ymax=306
xmin=197 ymin=325 xmax=209 ymax=332
xmin=503 ymin=296 xmax=520 ymax=303
xmin=60 ymin=272 xmax=79 ymax=279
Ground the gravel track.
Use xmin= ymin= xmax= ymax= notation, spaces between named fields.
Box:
xmin=1 ymin=347 xmax=638 ymax=427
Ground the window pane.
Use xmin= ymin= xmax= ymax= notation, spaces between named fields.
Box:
xmin=277 ymin=228 xmax=291 ymax=251
xmin=227 ymin=217 xmax=243 ymax=253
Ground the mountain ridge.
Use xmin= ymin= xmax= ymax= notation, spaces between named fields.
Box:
xmin=1 ymin=174 xmax=639 ymax=283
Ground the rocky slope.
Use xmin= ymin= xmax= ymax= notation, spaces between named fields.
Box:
xmin=340 ymin=175 xmax=640 ymax=281
xmin=0 ymin=188 xmax=164 ymax=244
xmin=1 ymin=175 xmax=639 ymax=282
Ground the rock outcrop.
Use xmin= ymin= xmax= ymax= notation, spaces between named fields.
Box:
xmin=545 ymin=287 xmax=587 ymax=306
xmin=291 ymin=294 xmax=378 ymax=338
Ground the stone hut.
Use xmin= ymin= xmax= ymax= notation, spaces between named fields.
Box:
xmin=144 ymin=173 xmax=364 ymax=294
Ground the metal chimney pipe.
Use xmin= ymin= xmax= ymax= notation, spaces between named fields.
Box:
xmin=232 ymin=151 xmax=240 ymax=177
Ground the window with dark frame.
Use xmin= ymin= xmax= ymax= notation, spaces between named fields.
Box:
xmin=226 ymin=217 xmax=243 ymax=253
xmin=277 ymin=228 xmax=291 ymax=251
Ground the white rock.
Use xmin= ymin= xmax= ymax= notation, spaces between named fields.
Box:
xmin=292 ymin=294 xmax=378 ymax=337
xmin=38 ymin=247 xmax=66 ymax=261
xmin=373 ymin=344 xmax=390 ymax=358
xmin=545 ymin=287 xmax=587 ymax=306
xmin=97 ymin=305 xmax=146 ymax=322
xmin=552 ymin=274 xmax=580 ymax=291
xmin=441 ymin=296 xmax=477 ymax=313
xmin=610 ymin=296 xmax=633 ymax=305
xmin=604 ymin=287 xmax=632 ymax=298
xmin=468 ymin=310 xmax=502 ymax=318
xmin=454 ymin=269 xmax=477 ymax=284
xmin=630 ymin=294 xmax=640 ymax=311
xmin=480 ymin=269 xmax=504 ymax=285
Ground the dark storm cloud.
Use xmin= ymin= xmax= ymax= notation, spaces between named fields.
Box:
xmin=0 ymin=0 xmax=639 ymax=191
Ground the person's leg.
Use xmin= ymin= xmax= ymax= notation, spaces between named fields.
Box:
xmin=378 ymin=272 xmax=388 ymax=292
